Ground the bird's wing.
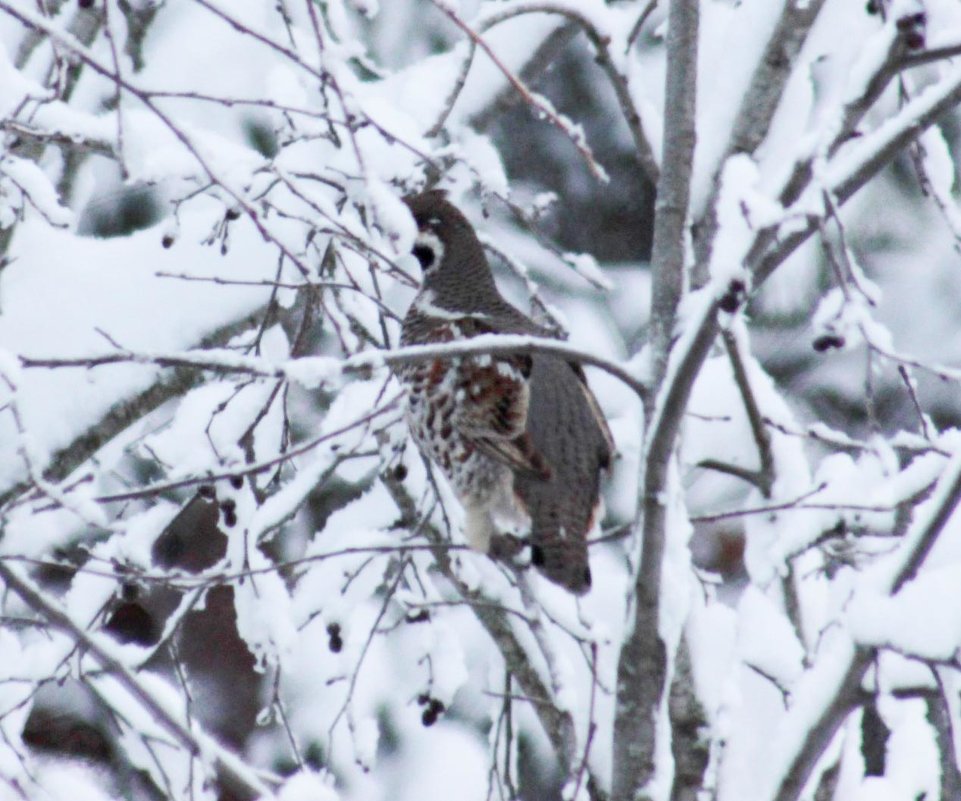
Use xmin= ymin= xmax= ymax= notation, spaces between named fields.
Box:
xmin=472 ymin=432 xmax=551 ymax=480
xmin=567 ymin=362 xmax=615 ymax=469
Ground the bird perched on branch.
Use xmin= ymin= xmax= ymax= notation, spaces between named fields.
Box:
xmin=397 ymin=190 xmax=613 ymax=594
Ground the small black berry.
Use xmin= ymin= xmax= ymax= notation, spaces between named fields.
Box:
xmin=326 ymin=623 xmax=343 ymax=652
xmin=718 ymin=278 xmax=746 ymax=313
xmin=905 ymin=31 xmax=925 ymax=50
xmin=812 ymin=334 xmax=846 ymax=352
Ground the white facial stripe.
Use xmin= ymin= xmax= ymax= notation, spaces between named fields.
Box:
xmin=414 ymin=230 xmax=444 ymax=273
xmin=413 ymin=289 xmax=489 ymax=320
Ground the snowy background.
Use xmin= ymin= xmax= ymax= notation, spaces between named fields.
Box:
xmin=1 ymin=1 xmax=961 ymax=801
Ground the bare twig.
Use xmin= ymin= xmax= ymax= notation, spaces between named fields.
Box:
xmin=722 ymin=328 xmax=775 ymax=496
xmin=476 ymin=2 xmax=659 ymax=182
xmin=432 ymin=2 xmax=608 ymax=181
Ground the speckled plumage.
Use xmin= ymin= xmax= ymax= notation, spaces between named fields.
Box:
xmin=398 ymin=191 xmax=612 ymax=594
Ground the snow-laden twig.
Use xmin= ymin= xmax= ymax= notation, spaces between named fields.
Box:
xmin=694 ymin=0 xmax=827 ymax=282
xmin=432 ymin=1 xmax=609 ymax=182
xmin=18 ymin=332 xmax=650 ymax=401
xmin=476 ymin=0 xmax=659 ymax=182
xmin=0 ymin=559 xmax=274 ymax=801
xmin=0 ymin=289 xmax=317 ymax=511
xmin=0 ymin=0 xmax=319 ymax=279
xmin=763 ymin=447 xmax=961 ymax=801
xmin=380 ymin=468 xmax=603 ymax=795
xmin=754 ymin=55 xmax=961 ymax=285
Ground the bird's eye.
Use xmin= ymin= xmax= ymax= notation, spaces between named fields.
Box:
xmin=412 ymin=230 xmax=444 ymax=273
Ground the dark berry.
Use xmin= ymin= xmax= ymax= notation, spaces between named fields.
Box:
xmin=223 ymin=509 xmax=238 ymax=528
xmin=417 ymin=693 xmax=430 ymax=706
xmin=198 ymin=484 xmax=216 ymax=500
xmin=812 ymin=334 xmax=846 ymax=352
xmin=225 ymin=208 xmax=241 ymax=221
xmin=905 ymin=31 xmax=925 ymax=49
xmin=421 ymin=699 xmax=444 ymax=726
xmin=326 ymin=623 xmax=343 ymax=652
xmin=161 ymin=234 xmax=175 ymax=249
xmin=229 ymin=475 xmax=244 ymax=490
xmin=718 ymin=279 xmax=746 ymax=313
xmin=393 ymin=463 xmax=408 ymax=481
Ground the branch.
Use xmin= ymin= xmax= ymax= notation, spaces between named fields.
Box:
xmin=766 ymin=448 xmax=961 ymax=801
xmin=433 ymin=2 xmax=608 ymax=181
xmin=722 ymin=328 xmax=774 ymax=497
xmin=0 ymin=559 xmax=272 ymax=801
xmin=0 ymin=290 xmax=314 ymax=511
xmin=17 ymin=333 xmax=650 ymax=403
xmin=0 ymin=1 xmax=320 ymax=279
xmin=613 ymin=1 xmax=700 ymax=799
xmin=476 ymin=2 xmax=660 ymax=183
xmin=380 ymin=469 xmax=608 ymax=797
xmin=754 ymin=57 xmax=961 ymax=286
xmin=693 ymin=0 xmax=827 ymax=282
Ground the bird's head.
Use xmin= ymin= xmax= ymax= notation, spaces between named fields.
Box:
xmin=402 ymin=191 xmax=498 ymax=306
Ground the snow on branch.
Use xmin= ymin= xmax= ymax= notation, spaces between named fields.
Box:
xmin=431 ymin=1 xmax=609 ymax=182
xmin=17 ymin=333 xmax=650 ymax=402
xmin=763 ymin=448 xmax=961 ymax=801
xmin=0 ymin=559 xmax=274 ymax=801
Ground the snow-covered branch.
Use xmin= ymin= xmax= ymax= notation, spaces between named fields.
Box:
xmin=17 ymin=333 xmax=649 ymax=403
xmin=0 ymin=559 xmax=273 ymax=801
